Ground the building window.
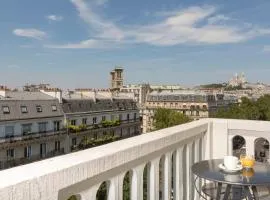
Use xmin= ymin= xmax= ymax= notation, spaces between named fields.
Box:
xmin=22 ymin=124 xmax=32 ymax=135
xmin=52 ymin=105 xmax=57 ymax=111
xmin=92 ymin=117 xmax=97 ymax=124
xmin=102 ymin=116 xmax=106 ymax=121
xmin=36 ymin=105 xmax=42 ymax=113
xmin=196 ymin=111 xmax=200 ymax=116
xmin=40 ymin=143 xmax=46 ymax=158
xmin=55 ymin=141 xmax=60 ymax=151
xmin=21 ymin=106 xmax=28 ymax=113
xmin=196 ymin=105 xmax=200 ymax=110
xmin=127 ymin=114 xmax=130 ymax=121
xmin=24 ymin=146 xmax=31 ymax=158
xmin=70 ymin=120 xmax=76 ymax=126
xmin=7 ymin=149 xmax=15 ymax=160
xmin=119 ymin=114 xmax=122 ymax=121
xmin=203 ymin=105 xmax=207 ymax=110
xmin=2 ymin=106 xmax=10 ymax=114
xmin=38 ymin=122 xmax=47 ymax=133
xmin=54 ymin=121 xmax=61 ymax=131
xmin=82 ymin=118 xmax=87 ymax=125
xmin=5 ymin=126 xmax=14 ymax=137
xmin=72 ymin=138 xmax=77 ymax=146
xmin=120 ymin=128 xmax=123 ymax=137
xmin=111 ymin=115 xmax=114 ymax=121
xmin=134 ymin=113 xmax=137 ymax=120
xmin=127 ymin=127 xmax=131 ymax=136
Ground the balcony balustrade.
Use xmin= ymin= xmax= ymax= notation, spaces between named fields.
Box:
xmin=0 ymin=118 xmax=270 ymax=200
xmin=0 ymin=129 xmax=67 ymax=150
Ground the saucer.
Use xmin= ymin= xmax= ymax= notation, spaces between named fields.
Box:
xmin=218 ymin=163 xmax=243 ymax=173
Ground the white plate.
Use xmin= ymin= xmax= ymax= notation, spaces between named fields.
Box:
xmin=218 ymin=163 xmax=243 ymax=173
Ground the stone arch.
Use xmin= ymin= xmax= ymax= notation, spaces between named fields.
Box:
xmin=159 ymin=154 xmax=166 ymax=200
xmin=96 ymin=181 xmax=109 ymax=200
xmin=123 ymin=170 xmax=133 ymax=200
xmin=143 ymin=162 xmax=151 ymax=200
xmin=66 ymin=194 xmax=81 ymax=200
xmin=254 ymin=137 xmax=269 ymax=163
xmin=232 ymin=135 xmax=246 ymax=158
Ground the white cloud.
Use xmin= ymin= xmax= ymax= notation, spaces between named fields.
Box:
xmin=45 ymin=2 xmax=270 ymax=49
xmin=13 ymin=29 xmax=47 ymax=40
xmin=46 ymin=15 xmax=63 ymax=22
xmin=44 ymin=39 xmax=121 ymax=49
xmin=263 ymin=46 xmax=270 ymax=52
xmin=208 ymin=15 xmax=230 ymax=24
xmin=70 ymin=0 xmax=124 ymax=40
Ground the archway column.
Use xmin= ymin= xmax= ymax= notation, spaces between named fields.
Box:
xmin=148 ymin=157 xmax=160 ymax=200
xmin=245 ymin=136 xmax=256 ymax=156
xmin=173 ymin=146 xmax=184 ymax=200
xmin=80 ymin=184 xmax=100 ymax=200
xmin=162 ymin=152 xmax=172 ymax=200
xmin=131 ymin=164 xmax=144 ymax=200
xmin=228 ymin=135 xmax=234 ymax=156
xmin=108 ymin=173 xmax=125 ymax=200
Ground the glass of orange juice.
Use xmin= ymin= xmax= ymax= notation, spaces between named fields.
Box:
xmin=241 ymin=154 xmax=255 ymax=169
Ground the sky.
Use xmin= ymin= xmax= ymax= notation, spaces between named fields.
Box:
xmin=0 ymin=0 xmax=270 ymax=89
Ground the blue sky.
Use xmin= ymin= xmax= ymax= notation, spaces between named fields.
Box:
xmin=1 ymin=0 xmax=270 ymax=89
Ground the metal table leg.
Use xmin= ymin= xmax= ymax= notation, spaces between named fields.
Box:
xmin=243 ymin=186 xmax=253 ymax=200
xmin=223 ymin=184 xmax=232 ymax=200
xmin=216 ymin=182 xmax=223 ymax=200
xmin=251 ymin=186 xmax=259 ymax=200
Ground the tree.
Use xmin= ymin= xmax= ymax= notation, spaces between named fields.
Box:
xmin=215 ymin=95 xmax=270 ymax=121
xmin=153 ymin=108 xmax=191 ymax=130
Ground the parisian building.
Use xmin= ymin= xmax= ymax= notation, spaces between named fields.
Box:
xmin=0 ymin=86 xmax=140 ymax=170
xmin=142 ymin=90 xmax=237 ymax=133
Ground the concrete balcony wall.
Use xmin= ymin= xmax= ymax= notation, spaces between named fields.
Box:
xmin=0 ymin=118 xmax=270 ymax=200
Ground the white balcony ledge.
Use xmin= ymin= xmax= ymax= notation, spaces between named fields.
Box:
xmin=0 ymin=118 xmax=270 ymax=200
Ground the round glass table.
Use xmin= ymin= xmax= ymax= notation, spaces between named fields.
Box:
xmin=192 ymin=159 xmax=270 ymax=200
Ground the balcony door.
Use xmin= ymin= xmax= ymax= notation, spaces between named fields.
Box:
xmin=40 ymin=143 xmax=47 ymax=158
xmin=54 ymin=121 xmax=61 ymax=131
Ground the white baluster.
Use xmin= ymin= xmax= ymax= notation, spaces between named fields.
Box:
xmin=186 ymin=143 xmax=193 ymax=200
xmin=194 ymin=138 xmax=201 ymax=200
xmin=131 ymin=165 xmax=144 ymax=200
xmin=228 ymin=135 xmax=234 ymax=156
xmin=163 ymin=152 xmax=172 ymax=200
xmin=245 ymin=137 xmax=256 ymax=156
xmin=80 ymin=184 xmax=100 ymax=200
xmin=108 ymin=173 xmax=125 ymax=200
xmin=173 ymin=147 xmax=184 ymax=200
xmin=148 ymin=158 xmax=160 ymax=200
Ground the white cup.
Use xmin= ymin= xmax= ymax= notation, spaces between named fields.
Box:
xmin=224 ymin=156 xmax=239 ymax=170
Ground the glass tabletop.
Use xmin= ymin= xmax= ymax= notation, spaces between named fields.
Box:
xmin=192 ymin=159 xmax=270 ymax=186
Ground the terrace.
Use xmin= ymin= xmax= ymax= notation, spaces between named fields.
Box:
xmin=0 ymin=118 xmax=270 ymax=200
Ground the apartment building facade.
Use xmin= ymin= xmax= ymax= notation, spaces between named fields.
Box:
xmin=142 ymin=90 xmax=217 ymax=133
xmin=0 ymin=90 xmax=66 ymax=169
xmin=0 ymin=87 xmax=141 ymax=169
xmin=62 ymin=89 xmax=140 ymax=151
